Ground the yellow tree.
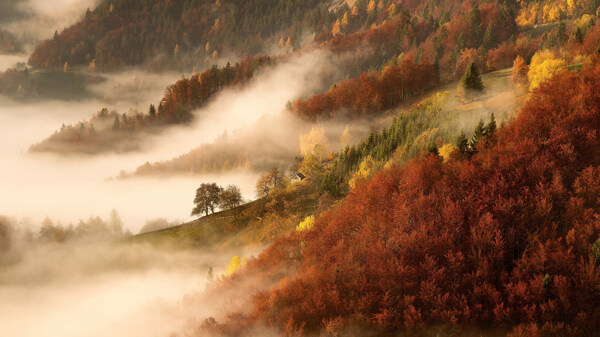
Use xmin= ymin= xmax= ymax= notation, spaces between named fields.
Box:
xmin=296 ymin=215 xmax=315 ymax=232
xmin=388 ymin=4 xmax=396 ymax=18
xmin=349 ymin=155 xmax=376 ymax=189
xmin=300 ymin=127 xmax=328 ymax=157
xmin=332 ymin=19 xmax=342 ymax=36
xmin=367 ymin=0 xmax=377 ymax=14
xmin=528 ymin=50 xmax=567 ymax=90
xmin=225 ymin=256 xmax=247 ymax=275
xmin=341 ymin=12 xmax=349 ymax=30
xmin=340 ymin=125 xmax=352 ymax=148
xmin=438 ymin=144 xmax=457 ymax=162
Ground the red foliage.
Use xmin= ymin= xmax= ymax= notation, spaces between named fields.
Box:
xmin=293 ymin=57 xmax=436 ymax=120
xmin=487 ymin=42 xmax=517 ymax=71
xmin=159 ymin=56 xmax=272 ymax=123
xmin=219 ymin=62 xmax=600 ymax=336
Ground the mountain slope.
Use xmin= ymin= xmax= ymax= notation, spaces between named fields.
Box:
xmin=197 ymin=62 xmax=600 ymax=336
xmin=28 ymin=0 xmax=328 ymax=70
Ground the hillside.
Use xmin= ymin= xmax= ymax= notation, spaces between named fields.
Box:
xmin=194 ymin=59 xmax=600 ymax=337
xmin=128 ymin=176 xmax=322 ymax=251
xmin=123 ymin=66 xmax=520 ymax=182
xmin=130 ymin=66 xmax=523 ymax=252
xmin=28 ymin=0 xmax=328 ymax=71
xmin=5 ymin=1 xmax=600 ymax=337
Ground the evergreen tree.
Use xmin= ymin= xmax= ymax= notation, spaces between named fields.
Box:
xmin=483 ymin=23 xmax=497 ymax=50
xmin=149 ymin=104 xmax=156 ymax=118
xmin=470 ymin=119 xmax=486 ymax=148
xmin=575 ymin=27 xmax=584 ymax=44
xmin=485 ymin=113 xmax=497 ymax=135
xmin=460 ymin=62 xmax=484 ymax=91
xmin=433 ymin=54 xmax=440 ymax=83
xmin=157 ymin=103 xmax=164 ymax=119
xmin=469 ymin=5 xmax=483 ymax=47
xmin=112 ymin=116 xmax=120 ymax=131
xmin=557 ymin=22 xmax=567 ymax=46
xmin=427 ymin=143 xmax=439 ymax=156
xmin=456 ymin=131 xmax=469 ymax=155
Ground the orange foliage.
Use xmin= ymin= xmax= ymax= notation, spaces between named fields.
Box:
xmin=216 ymin=62 xmax=600 ymax=336
xmin=293 ymin=57 xmax=435 ymax=120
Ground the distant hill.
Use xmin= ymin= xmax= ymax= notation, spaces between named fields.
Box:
xmin=28 ymin=0 xmax=328 ymax=71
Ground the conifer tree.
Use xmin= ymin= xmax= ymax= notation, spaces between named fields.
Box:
xmin=485 ymin=113 xmax=497 ymax=135
xmin=483 ymin=23 xmax=497 ymax=50
xmin=149 ymin=104 xmax=156 ymax=119
xmin=470 ymin=119 xmax=486 ymax=148
xmin=112 ymin=116 xmax=120 ymax=131
xmin=456 ymin=131 xmax=469 ymax=155
xmin=575 ymin=27 xmax=584 ymax=44
xmin=460 ymin=62 xmax=484 ymax=91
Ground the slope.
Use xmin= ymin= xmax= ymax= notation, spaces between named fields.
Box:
xmin=198 ymin=61 xmax=600 ymax=337
xmin=130 ymin=66 xmax=523 ymax=251
xmin=127 ymin=175 xmax=322 ymax=252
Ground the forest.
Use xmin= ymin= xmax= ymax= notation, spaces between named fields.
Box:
xmin=200 ymin=59 xmax=600 ymax=337
xmin=3 ymin=0 xmax=600 ymax=336
xmin=28 ymin=0 xmax=327 ymax=71
xmin=25 ymin=0 xmax=600 ymax=155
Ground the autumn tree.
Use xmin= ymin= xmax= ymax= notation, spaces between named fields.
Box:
xmin=256 ymin=168 xmax=285 ymax=197
xmin=296 ymin=215 xmax=315 ymax=232
xmin=348 ymin=155 xmax=376 ymax=189
xmin=511 ymin=55 xmax=529 ymax=87
xmin=191 ymin=183 xmax=223 ymax=217
xmin=528 ymin=50 xmax=567 ymax=89
xmin=340 ymin=125 xmax=352 ymax=148
xmin=219 ymin=185 xmax=243 ymax=217
xmin=300 ymin=127 xmax=328 ymax=158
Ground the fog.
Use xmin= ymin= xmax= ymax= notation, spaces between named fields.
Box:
xmin=0 ymin=50 xmax=333 ymax=233
xmin=0 ymin=50 xmax=348 ymax=337
xmin=0 ymin=53 xmax=27 ymax=71
xmin=0 ymin=0 xmax=101 ymax=51
xmin=0 ymin=225 xmax=236 ymax=337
